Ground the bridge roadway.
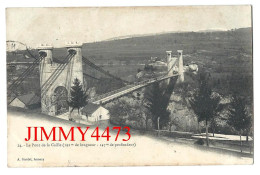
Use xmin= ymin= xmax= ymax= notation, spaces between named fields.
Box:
xmin=90 ymin=73 xmax=179 ymax=104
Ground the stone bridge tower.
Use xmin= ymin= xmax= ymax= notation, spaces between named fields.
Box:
xmin=166 ymin=50 xmax=184 ymax=83
xmin=177 ymin=50 xmax=184 ymax=83
xmin=38 ymin=42 xmax=84 ymax=116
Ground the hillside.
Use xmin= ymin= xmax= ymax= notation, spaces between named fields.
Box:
xmin=6 ymin=27 xmax=253 ymax=98
xmin=7 ymin=27 xmax=252 ymax=63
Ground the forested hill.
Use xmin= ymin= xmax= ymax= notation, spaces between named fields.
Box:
xmin=7 ymin=27 xmax=252 ymax=64
xmin=82 ymin=27 xmax=252 ymax=59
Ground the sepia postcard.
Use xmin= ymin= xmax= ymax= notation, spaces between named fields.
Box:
xmin=6 ymin=6 xmax=253 ymax=167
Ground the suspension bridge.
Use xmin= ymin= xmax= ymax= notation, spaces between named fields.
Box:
xmin=7 ymin=41 xmax=193 ymax=116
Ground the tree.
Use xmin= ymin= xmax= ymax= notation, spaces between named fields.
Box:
xmin=144 ymin=82 xmax=170 ymax=130
xmin=142 ymin=107 xmax=152 ymax=130
xmin=67 ymin=78 xmax=88 ymax=116
xmin=109 ymin=99 xmax=152 ymax=130
xmin=108 ymin=100 xmax=130 ymax=126
xmin=227 ymin=94 xmax=252 ymax=152
xmin=128 ymin=103 xmax=151 ymax=130
xmin=174 ymin=81 xmax=193 ymax=106
xmin=210 ymin=93 xmax=224 ymax=137
xmin=189 ymin=73 xmax=221 ymax=146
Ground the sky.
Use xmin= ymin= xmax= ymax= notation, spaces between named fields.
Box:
xmin=6 ymin=6 xmax=252 ymax=48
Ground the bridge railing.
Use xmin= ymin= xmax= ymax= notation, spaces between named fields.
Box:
xmin=89 ymin=73 xmax=178 ymax=103
xmin=89 ymin=84 xmax=135 ymax=102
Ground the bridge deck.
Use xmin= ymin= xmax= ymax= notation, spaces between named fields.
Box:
xmin=90 ymin=73 xmax=179 ymax=104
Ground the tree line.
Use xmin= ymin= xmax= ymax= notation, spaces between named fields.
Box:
xmin=67 ymin=74 xmax=253 ymax=152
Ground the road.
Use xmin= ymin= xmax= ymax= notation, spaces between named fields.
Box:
xmin=7 ymin=107 xmax=253 ymax=167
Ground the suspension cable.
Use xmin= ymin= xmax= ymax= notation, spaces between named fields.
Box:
xmin=40 ymin=54 xmax=71 ymax=91
xmin=90 ymin=58 xmax=180 ymax=102
xmin=7 ymin=40 xmax=43 ymax=98
xmin=165 ymin=61 xmax=178 ymax=76
xmin=8 ymin=57 xmax=40 ymax=90
xmin=82 ymin=56 xmax=131 ymax=84
xmin=83 ymin=73 xmax=100 ymax=80
xmin=7 ymin=56 xmax=44 ymax=97
xmin=41 ymin=53 xmax=75 ymax=97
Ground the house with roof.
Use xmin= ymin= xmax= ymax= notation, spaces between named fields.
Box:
xmin=9 ymin=93 xmax=41 ymax=109
xmin=81 ymin=103 xmax=110 ymax=123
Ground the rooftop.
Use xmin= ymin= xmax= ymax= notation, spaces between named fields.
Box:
xmin=82 ymin=103 xmax=100 ymax=114
xmin=12 ymin=93 xmax=40 ymax=106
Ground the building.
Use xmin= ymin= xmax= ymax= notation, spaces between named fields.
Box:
xmin=81 ymin=103 xmax=110 ymax=122
xmin=9 ymin=93 xmax=41 ymax=109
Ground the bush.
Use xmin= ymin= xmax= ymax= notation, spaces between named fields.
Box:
xmin=69 ymin=118 xmax=75 ymax=122
xmin=194 ymin=138 xmax=204 ymax=145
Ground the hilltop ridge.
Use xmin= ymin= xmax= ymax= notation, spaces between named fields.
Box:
xmin=7 ymin=27 xmax=252 ymax=64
